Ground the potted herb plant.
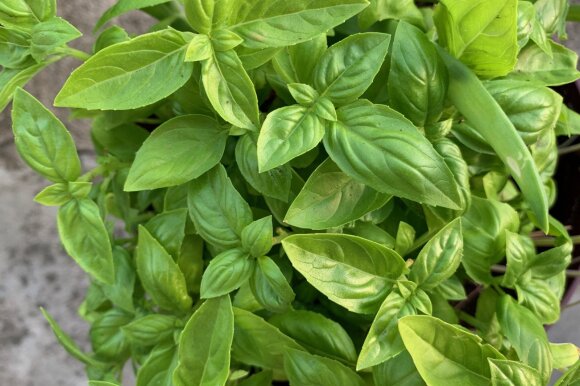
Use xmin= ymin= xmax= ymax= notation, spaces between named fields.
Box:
xmin=2 ymin=0 xmax=580 ymax=384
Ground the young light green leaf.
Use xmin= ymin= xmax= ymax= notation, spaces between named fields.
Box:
xmin=144 ymin=209 xmax=188 ymax=259
xmin=488 ymin=358 xmax=543 ymax=386
xmin=229 ymin=0 xmax=368 ymax=49
xmin=34 ymin=182 xmax=92 ymax=206
xmin=184 ymin=0 xmax=233 ymax=34
xmin=174 ymin=296 xmax=234 ymax=386
xmin=550 ymin=343 xmax=580 ymax=370
xmin=94 ymin=25 xmax=130 ymax=52
xmin=250 ymin=255 xmax=294 ymax=313
xmin=257 ymin=105 xmax=325 ymax=172
xmin=200 ymin=248 xmax=254 ymax=298
xmin=409 ymin=218 xmax=463 ymax=290
xmin=285 ymin=158 xmax=391 ymax=230
xmin=461 ymin=197 xmax=520 ymax=284
xmin=388 ymin=21 xmax=448 ymax=127
xmin=241 ymin=216 xmax=273 ymax=258
xmin=187 ymin=165 xmax=253 ymax=249
xmin=232 ymin=307 xmax=303 ymax=374
xmin=89 ymin=308 xmax=132 ymax=361
xmin=269 ymin=309 xmax=357 ymax=364
xmin=125 ymin=115 xmax=228 ymax=191
xmin=55 ymin=29 xmax=193 ymax=110
xmin=284 ymin=348 xmax=366 ymax=386
xmin=0 ymin=28 xmax=32 ymax=68
xmin=101 ymin=246 xmax=135 ymax=313
xmin=235 ymin=134 xmax=293 ymax=202
xmin=496 ymin=295 xmax=552 ymax=383
xmin=358 ymin=282 xmax=416 ymax=370
xmin=30 ymin=17 xmax=81 ymax=60
xmin=313 ymin=33 xmax=391 ymax=104
xmin=136 ymin=342 xmax=178 ymax=386
xmin=95 ymin=0 xmax=170 ymax=31
xmin=510 ymin=41 xmax=580 ymax=86
xmin=12 ymin=88 xmax=81 ymax=182
xmin=0 ymin=62 xmax=48 ymax=112
xmin=0 ymin=0 xmax=56 ymax=29
xmin=185 ymin=33 xmax=212 ymax=62
xmin=41 ymin=307 xmax=104 ymax=368
xmin=515 ymin=279 xmax=560 ymax=324
xmin=502 ymin=231 xmax=535 ymax=288
xmin=136 ymin=225 xmax=192 ymax=313
xmin=434 ymin=0 xmax=518 ymax=78
xmin=211 ymin=29 xmax=243 ymax=51
xmin=58 ymin=199 xmax=115 ymax=284
xmin=272 ymin=34 xmax=327 ymax=84
xmin=324 ymin=100 xmax=461 ymax=209
xmin=282 ymin=233 xmax=406 ymax=314
xmin=554 ymin=360 xmax=580 ymax=386
xmin=395 ymin=222 xmax=415 ymax=256
xmin=201 ymin=48 xmax=259 ymax=130
xmin=399 ymin=315 xmax=505 ymax=386
xmin=288 ymin=83 xmax=319 ymax=105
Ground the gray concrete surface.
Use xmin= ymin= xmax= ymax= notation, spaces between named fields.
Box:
xmin=0 ymin=2 xmax=578 ymax=386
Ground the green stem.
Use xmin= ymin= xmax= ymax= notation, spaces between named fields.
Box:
xmin=77 ymin=165 xmax=107 ymax=182
xmin=533 ymin=235 xmax=580 ymax=247
xmin=272 ymin=228 xmax=292 ymax=245
xmin=457 ymin=311 xmax=487 ymax=331
xmin=567 ymin=5 xmax=580 ymax=22
xmin=564 ymin=299 xmax=580 ymax=309
xmin=56 ymin=46 xmax=91 ymax=61
xmin=559 ymin=143 xmax=580 ymax=155
xmin=438 ymin=48 xmax=549 ymax=231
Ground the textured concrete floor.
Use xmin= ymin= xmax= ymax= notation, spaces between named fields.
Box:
xmin=0 ymin=2 xmax=579 ymax=386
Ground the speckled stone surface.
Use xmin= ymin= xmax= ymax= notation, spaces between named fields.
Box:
xmin=0 ymin=3 xmax=578 ymax=386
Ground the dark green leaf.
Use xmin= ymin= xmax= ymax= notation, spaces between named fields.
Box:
xmin=145 ymin=209 xmax=188 ymax=258
xmin=250 ymin=255 xmax=295 ymax=313
xmin=200 ymin=248 xmax=254 ymax=298
xmin=90 ymin=309 xmax=132 ymax=361
xmin=284 ymin=348 xmax=365 ymax=386
xmin=122 ymin=314 xmax=176 ymax=347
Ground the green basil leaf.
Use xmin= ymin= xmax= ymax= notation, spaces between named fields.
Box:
xmin=94 ymin=25 xmax=130 ymax=52
xmin=184 ymin=0 xmax=233 ymax=33
xmin=554 ymin=360 xmax=580 ymax=386
xmin=516 ymin=279 xmax=560 ymax=324
xmin=95 ymin=0 xmax=171 ymax=31
xmin=211 ymin=29 xmax=243 ymax=51
xmin=461 ymin=197 xmax=519 ymax=284
xmin=250 ymin=255 xmax=295 ymax=313
xmin=0 ymin=62 xmax=48 ymax=112
xmin=30 ymin=16 xmax=81 ymax=60
xmin=201 ymin=48 xmax=259 ymax=130
xmin=0 ymin=0 xmax=55 ymax=29
xmin=434 ymin=0 xmax=518 ymax=78
xmin=517 ymin=1 xmax=535 ymax=48
xmin=485 ymin=79 xmax=562 ymax=145
xmin=358 ymin=283 xmax=416 ymax=370
xmin=92 ymin=123 xmax=148 ymax=162
xmin=144 ymin=209 xmax=188 ymax=259
xmin=187 ymin=165 xmax=253 ymax=249
xmin=284 ymin=348 xmax=366 ymax=386
xmin=395 ymin=221 xmax=415 ymax=256
xmin=235 ymin=134 xmax=293 ymax=202
xmin=185 ymin=33 xmax=212 ymax=62
xmin=177 ymin=235 xmax=204 ymax=294
xmin=288 ymin=82 xmax=319 ymax=105
xmin=313 ymin=33 xmax=391 ymax=104
xmin=409 ymin=218 xmax=463 ymax=290
xmin=372 ymin=350 xmax=426 ymax=386
xmin=229 ymin=0 xmax=367 ymax=49
xmin=122 ymin=314 xmax=176 ymax=347
xmin=136 ymin=225 xmax=192 ymax=312
xmin=41 ymin=307 xmax=104 ymax=368
xmin=534 ymin=0 xmax=568 ymax=37
xmin=257 ymin=105 xmax=325 ymax=172
xmin=12 ymin=88 xmax=81 ymax=182
xmin=101 ymin=246 xmax=135 ymax=313
xmin=174 ymin=296 xmax=234 ymax=386
xmin=388 ymin=21 xmax=447 ymax=127
xmin=550 ymin=343 xmax=580 ymax=370
xmin=90 ymin=309 xmax=132 ymax=361
xmin=136 ymin=342 xmax=178 ymax=386
xmin=433 ymin=275 xmax=466 ymax=301
xmin=282 ymin=233 xmax=406 ymax=314
xmin=399 ymin=315 xmax=505 ymax=386
xmin=529 ymin=242 xmax=572 ymax=279
xmin=58 ymin=199 xmax=115 ymax=284
xmin=285 ymin=158 xmax=391 ymax=230
xmin=0 ymin=28 xmax=32 ymax=68
xmin=272 ymin=34 xmax=327 ymax=84
xmin=502 ymin=231 xmax=535 ymax=288
xmin=125 ymin=115 xmax=228 ymax=191
xmin=269 ymin=309 xmax=357 ymax=365
xmin=510 ymin=41 xmax=580 ymax=86
xmin=34 ymin=181 xmax=92 ymax=206
xmin=488 ymin=358 xmax=543 ymax=386
xmin=238 ymin=371 xmax=273 ymax=386
xmin=359 ymin=0 xmax=424 ymax=29
xmin=241 ymin=216 xmax=273 ymax=258
xmin=200 ymin=248 xmax=254 ymax=298
xmin=232 ymin=307 xmax=303 ymax=375
xmin=496 ymin=295 xmax=552 ymax=383
xmin=324 ymin=100 xmax=461 ymax=209
xmin=55 ymin=29 xmax=193 ymax=110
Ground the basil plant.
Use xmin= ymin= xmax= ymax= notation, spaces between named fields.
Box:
xmin=3 ymin=0 xmax=580 ymax=384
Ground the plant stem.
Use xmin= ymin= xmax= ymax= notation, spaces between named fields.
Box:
xmin=454 ymin=285 xmax=482 ymax=310
xmin=77 ymin=165 xmax=107 ymax=182
xmin=457 ymin=311 xmax=487 ymax=331
xmin=559 ymin=143 xmax=580 ymax=155
xmin=56 ymin=46 xmax=91 ymax=61
xmin=568 ymin=5 xmax=580 ymax=22
xmin=272 ymin=228 xmax=292 ymax=245
xmin=533 ymin=235 xmax=580 ymax=247
xmin=564 ymin=299 xmax=580 ymax=309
